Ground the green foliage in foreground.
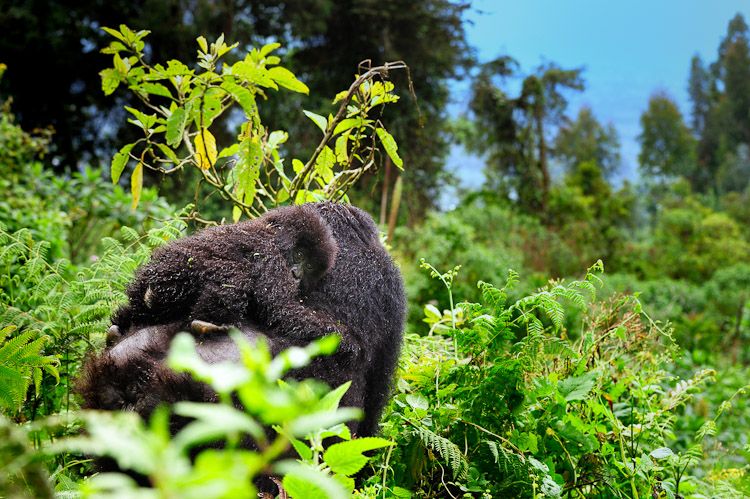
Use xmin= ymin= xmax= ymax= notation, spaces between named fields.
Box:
xmin=48 ymin=333 xmax=390 ymax=498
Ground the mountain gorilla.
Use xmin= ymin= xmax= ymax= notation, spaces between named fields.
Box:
xmin=107 ymin=203 xmax=344 ymax=344
xmin=77 ymin=202 xmax=406 ymax=438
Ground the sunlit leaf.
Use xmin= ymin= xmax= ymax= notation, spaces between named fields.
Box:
xmin=99 ymin=68 xmax=120 ymax=96
xmin=376 ymin=128 xmax=403 ymax=169
xmin=277 ymin=461 xmax=349 ymax=499
xmin=303 ymin=110 xmax=328 ymax=134
xmin=111 ymin=143 xmax=135 ymax=183
xmin=194 ymin=128 xmax=217 ymax=170
xmin=323 ymin=437 xmax=394 ymax=476
xmin=130 ymin=161 xmax=143 ymax=209
xmin=166 ymin=106 xmax=187 ymax=147
xmin=268 ymin=66 xmax=309 ymax=94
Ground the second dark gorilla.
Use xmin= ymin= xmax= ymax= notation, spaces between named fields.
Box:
xmin=80 ymin=202 xmax=405 ymax=437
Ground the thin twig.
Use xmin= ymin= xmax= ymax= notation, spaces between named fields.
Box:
xmin=288 ymin=61 xmax=408 ymax=199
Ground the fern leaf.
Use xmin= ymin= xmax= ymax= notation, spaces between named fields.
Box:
xmin=414 ymin=426 xmax=469 ymax=481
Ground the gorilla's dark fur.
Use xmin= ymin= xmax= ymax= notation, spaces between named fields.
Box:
xmin=110 ymin=204 xmax=343 ymax=342
xmin=78 ymin=202 xmax=405 ymax=438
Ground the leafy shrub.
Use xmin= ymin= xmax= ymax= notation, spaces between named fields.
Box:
xmin=364 ymin=263 xmax=749 ymax=498
xmin=0 ymin=220 xmax=186 ymax=420
xmin=99 ymin=25 xmax=406 ymax=220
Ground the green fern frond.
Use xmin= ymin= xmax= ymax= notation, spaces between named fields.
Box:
xmin=504 ymin=269 xmax=519 ymax=290
xmin=73 ymin=303 xmax=113 ymax=324
xmin=543 ymin=337 xmax=577 ymax=359
xmin=120 ymin=226 xmax=141 ymax=242
xmin=527 ymin=317 xmax=544 ymax=336
xmin=478 ymin=281 xmax=507 ymax=312
xmin=0 ymin=329 xmax=58 ymax=411
xmin=413 ymin=426 xmax=469 ymax=481
xmin=678 ymin=445 xmax=704 ymax=469
xmin=485 ymin=440 xmax=530 ymax=481
xmin=696 ymin=420 xmax=717 ymax=441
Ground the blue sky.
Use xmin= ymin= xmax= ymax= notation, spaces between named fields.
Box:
xmin=448 ymin=0 xmax=750 ymax=190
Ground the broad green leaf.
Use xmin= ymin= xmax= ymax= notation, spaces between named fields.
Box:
xmin=218 ymin=143 xmax=239 ymax=159
xmin=99 ymin=68 xmax=120 ymax=96
xmin=289 ymin=408 xmax=362 ymax=437
xmin=140 ymin=82 xmax=172 ymax=98
xmin=267 ymin=130 xmax=288 ymax=150
xmin=267 ymin=66 xmax=309 ymax=94
xmin=558 ymin=371 xmax=597 ymax=402
xmin=232 ymin=61 xmax=277 ymax=89
xmin=287 ymin=435 xmax=313 ymax=461
xmin=101 ymin=26 xmax=127 ymax=43
xmin=315 ymin=146 xmax=335 ymax=183
xmin=113 ymin=53 xmax=129 ymax=75
xmin=197 ymin=87 xmax=225 ymax=128
xmin=292 ymin=158 xmax=305 ymax=174
xmin=196 ymin=36 xmax=208 ymax=53
xmin=155 ymin=143 xmax=178 ymax=163
xmin=405 ymin=394 xmax=429 ymax=410
xmin=166 ymin=106 xmax=187 ymax=147
xmin=276 ymin=188 xmax=290 ymax=204
xmin=130 ymin=161 xmax=143 ymax=209
xmin=124 ymin=106 xmax=156 ymax=131
xmin=517 ymin=432 xmax=539 ymax=453
xmin=323 ymin=437 xmax=394 ymax=476
xmin=234 ymin=136 xmax=261 ymax=208
xmin=164 ymin=59 xmax=190 ymax=76
xmin=392 ymin=487 xmax=413 ymax=498
xmin=333 ymin=118 xmax=361 ymax=136
xmin=172 ymin=402 xmax=264 ymax=449
xmin=335 ymin=134 xmax=349 ymax=163
xmin=376 ymin=128 xmax=403 ymax=169
xmin=111 ymin=143 xmax=135 ymax=183
xmin=423 ymin=304 xmax=442 ymax=321
xmin=221 ymin=81 xmax=257 ymax=117
xmin=52 ymin=411 xmax=160 ymax=475
xmin=303 ymin=110 xmax=328 ymax=134
xmin=278 ymin=461 xmax=349 ymax=499
xmin=194 ymin=129 xmax=218 ymax=170
xmin=317 ymin=382 xmax=352 ymax=412
xmin=295 ymin=189 xmax=319 ymax=204
xmin=259 ymin=42 xmax=281 ymax=57
xmin=650 ymin=447 xmax=674 ymax=460
xmin=319 ymin=423 xmax=351 ymax=441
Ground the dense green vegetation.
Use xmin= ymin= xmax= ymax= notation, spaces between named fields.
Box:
xmin=1 ymin=4 xmax=749 ymax=498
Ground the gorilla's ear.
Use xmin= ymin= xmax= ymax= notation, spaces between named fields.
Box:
xmin=267 ymin=205 xmax=339 ymax=283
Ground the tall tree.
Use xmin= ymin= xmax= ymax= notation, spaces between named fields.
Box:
xmin=717 ymin=14 xmax=750 ymax=147
xmin=696 ymin=13 xmax=750 ymax=190
xmin=637 ymin=93 xmax=696 ymax=182
xmin=0 ymin=0 xmax=263 ymax=168
xmin=554 ymin=106 xmax=620 ymax=178
xmin=256 ymin=0 xmax=472 ymax=222
xmin=687 ymin=55 xmax=711 ymax=136
xmin=468 ymin=58 xmax=583 ymax=214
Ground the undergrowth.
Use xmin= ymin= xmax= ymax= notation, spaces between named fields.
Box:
xmin=361 ymin=262 xmax=750 ymax=498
